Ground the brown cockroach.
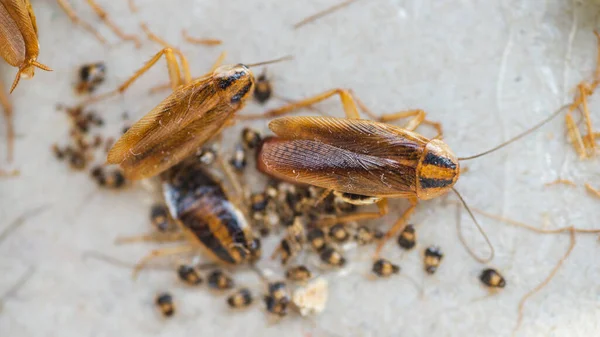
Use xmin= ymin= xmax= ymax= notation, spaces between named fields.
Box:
xmin=102 ymin=53 xmax=288 ymax=180
xmin=1 ymin=0 xmax=52 ymax=161
xmin=79 ymin=26 xmax=290 ymax=180
xmin=0 ymin=0 xmax=52 ymax=92
xmin=253 ymin=87 xmax=573 ymax=260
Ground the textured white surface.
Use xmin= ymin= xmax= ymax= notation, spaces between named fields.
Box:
xmin=1 ymin=1 xmax=600 ymax=336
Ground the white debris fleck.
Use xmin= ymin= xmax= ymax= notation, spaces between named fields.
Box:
xmin=292 ymin=277 xmax=328 ymax=316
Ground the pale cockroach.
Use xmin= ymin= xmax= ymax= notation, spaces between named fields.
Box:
xmin=1 ymin=0 xmax=52 ymax=161
xmin=78 ymin=26 xmax=290 ymax=180
xmin=253 ymin=86 xmax=575 ymax=261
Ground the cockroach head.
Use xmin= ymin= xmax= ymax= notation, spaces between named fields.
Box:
xmin=213 ymin=64 xmax=255 ymax=105
xmin=415 ymin=139 xmax=460 ymax=200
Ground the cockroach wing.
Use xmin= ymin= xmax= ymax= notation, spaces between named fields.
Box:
xmin=259 ymin=137 xmax=417 ymax=198
xmin=107 ymin=77 xmax=234 ymax=180
xmin=0 ymin=0 xmax=38 ymax=60
xmin=0 ymin=3 xmax=25 ymax=66
xmin=268 ymin=116 xmax=429 ymax=165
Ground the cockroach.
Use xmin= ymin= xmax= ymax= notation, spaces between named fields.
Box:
xmin=328 ymin=223 xmax=350 ymax=243
xmin=250 ymin=192 xmax=269 ymax=212
xmin=0 ymin=0 xmax=52 ymax=92
xmin=97 ymin=169 xmax=126 ymax=189
xmin=253 ymin=69 xmax=272 ymax=104
xmin=479 ymin=268 xmax=506 ymax=288
xmin=241 ymin=128 xmax=262 ymax=150
xmin=263 ymin=281 xmax=290 ymax=317
xmin=208 ymin=269 xmax=234 ymax=290
xmin=397 ymin=224 xmax=416 ymax=250
xmin=319 ymin=246 xmax=346 ymax=267
xmin=285 ymin=265 xmax=312 ymax=282
xmin=118 ymin=158 xmax=261 ymax=278
xmin=150 ymin=204 xmax=172 ymax=232
xmin=155 ymin=292 xmax=175 ymax=317
xmin=372 ymin=258 xmax=400 ymax=277
xmin=177 ymin=264 xmax=202 ymax=286
xmin=354 ymin=225 xmax=381 ymax=245
xmin=76 ymin=62 xmax=106 ymax=94
xmin=307 ymin=227 xmax=327 ymax=252
xmin=423 ymin=246 xmax=443 ymax=274
xmin=267 ymin=281 xmax=289 ymax=303
xmin=255 ymin=87 xmax=573 ymax=260
xmin=264 ymin=295 xmax=288 ymax=317
xmin=79 ymin=36 xmax=290 ymax=180
xmin=1 ymin=0 xmax=52 ymax=161
xmin=275 ymin=238 xmax=294 ymax=265
xmin=196 ymin=144 xmax=218 ymax=165
xmin=271 ymin=216 xmax=305 ymax=264
xmin=227 ymin=288 xmax=253 ymax=308
xmin=229 ymin=143 xmax=247 ymax=172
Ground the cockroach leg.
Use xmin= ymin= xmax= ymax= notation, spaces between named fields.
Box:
xmin=576 ymin=84 xmax=596 ymax=156
xmin=0 ymin=169 xmax=19 ymax=177
xmin=82 ymin=47 xmax=187 ymax=106
xmin=0 ymin=81 xmax=14 ymax=162
xmin=210 ymin=51 xmax=227 ymax=72
xmin=273 ymin=94 xmax=331 ymax=116
xmin=313 ymin=189 xmax=333 ymax=206
xmin=375 ymin=198 xmax=418 ymax=257
xmin=114 ymin=232 xmax=185 ymax=245
xmin=380 ymin=110 xmax=443 ymax=139
xmin=182 ymin=29 xmax=222 ymax=46
xmin=544 ymin=179 xmax=576 ymax=187
xmin=55 ymin=0 xmax=107 ymax=44
xmin=85 ymin=0 xmax=141 ymax=48
xmin=565 ymin=113 xmax=587 ymax=159
xmin=128 ymin=0 xmax=138 ymax=13
xmin=349 ymin=90 xmax=443 ymax=138
xmin=216 ymin=153 xmax=246 ymax=207
xmin=317 ymin=198 xmax=388 ymax=227
xmin=238 ymin=88 xmax=360 ymax=120
xmin=149 ymin=51 xmax=227 ymax=94
xmin=585 ymin=183 xmax=600 ymax=198
xmin=132 ymin=245 xmax=196 ymax=279
xmin=140 ymin=23 xmax=192 ymax=84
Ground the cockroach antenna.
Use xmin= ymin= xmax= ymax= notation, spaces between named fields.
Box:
xmin=458 ymin=104 xmax=571 ymax=161
xmin=245 ymin=56 xmax=294 ymax=68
